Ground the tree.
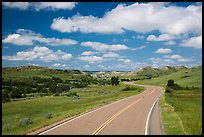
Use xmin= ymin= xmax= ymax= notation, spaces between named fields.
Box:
xmin=49 ymin=84 xmax=57 ymax=94
xmin=10 ymin=88 xmax=22 ymax=98
xmin=111 ymin=76 xmax=119 ymax=85
xmin=166 ymin=79 xmax=182 ymax=90
xmin=167 ymin=79 xmax=174 ymax=87
xmin=2 ymin=90 xmax=10 ymax=103
xmin=52 ymin=77 xmax=63 ymax=83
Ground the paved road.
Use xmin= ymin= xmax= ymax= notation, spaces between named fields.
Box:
xmin=38 ymin=82 xmax=164 ymax=135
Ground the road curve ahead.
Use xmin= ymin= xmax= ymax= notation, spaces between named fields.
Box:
xmin=39 ymin=82 xmax=164 ymax=135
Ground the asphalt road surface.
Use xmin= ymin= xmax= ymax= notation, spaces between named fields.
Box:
xmin=38 ymin=82 xmax=164 ymax=135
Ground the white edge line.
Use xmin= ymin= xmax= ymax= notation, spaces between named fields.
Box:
xmin=39 ymin=85 xmax=149 ymax=135
xmin=145 ymin=87 xmax=163 ymax=135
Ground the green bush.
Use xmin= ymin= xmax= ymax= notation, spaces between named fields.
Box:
xmin=44 ymin=112 xmax=52 ymax=119
xmin=2 ymin=90 xmax=10 ymax=103
xmin=166 ymin=79 xmax=182 ymax=90
xmin=122 ymin=85 xmax=138 ymax=91
xmin=111 ymin=76 xmax=119 ymax=85
xmin=165 ymin=88 xmax=172 ymax=93
xmin=18 ymin=117 xmax=32 ymax=126
xmin=65 ymin=92 xmax=80 ymax=98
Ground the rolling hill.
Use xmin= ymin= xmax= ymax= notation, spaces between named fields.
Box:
xmin=90 ymin=65 xmax=188 ymax=80
xmin=2 ymin=65 xmax=90 ymax=81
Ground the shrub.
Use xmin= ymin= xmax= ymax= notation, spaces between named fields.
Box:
xmin=2 ymin=90 xmax=10 ymax=103
xmin=166 ymin=79 xmax=182 ymax=90
xmin=54 ymin=92 xmax=60 ymax=96
xmin=44 ymin=112 xmax=52 ymax=119
xmin=10 ymin=87 xmax=22 ymax=99
xmin=66 ymin=92 xmax=80 ymax=98
xmin=111 ymin=76 xmax=119 ymax=85
xmin=167 ymin=79 xmax=175 ymax=87
xmin=18 ymin=117 xmax=32 ymax=126
xmin=165 ymin=88 xmax=172 ymax=93
xmin=122 ymin=85 xmax=138 ymax=91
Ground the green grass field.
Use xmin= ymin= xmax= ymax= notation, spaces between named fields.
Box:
xmin=135 ymin=65 xmax=202 ymax=135
xmin=2 ymin=84 xmax=144 ymax=135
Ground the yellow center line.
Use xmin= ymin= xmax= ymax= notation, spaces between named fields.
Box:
xmin=147 ymin=89 xmax=155 ymax=95
xmin=92 ymin=98 xmax=142 ymax=135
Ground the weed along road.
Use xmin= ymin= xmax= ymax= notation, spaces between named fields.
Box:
xmin=38 ymin=82 xmax=164 ymax=135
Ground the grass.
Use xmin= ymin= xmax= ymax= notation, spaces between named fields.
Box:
xmin=2 ymin=83 xmax=144 ymax=135
xmin=135 ymin=65 xmax=202 ymax=135
xmin=134 ymin=65 xmax=202 ymax=88
xmin=2 ymin=66 xmax=89 ymax=81
xmin=164 ymin=89 xmax=202 ymax=134
xmin=158 ymin=91 xmax=186 ymax=135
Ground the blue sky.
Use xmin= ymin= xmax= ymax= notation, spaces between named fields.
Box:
xmin=2 ymin=2 xmax=202 ymax=71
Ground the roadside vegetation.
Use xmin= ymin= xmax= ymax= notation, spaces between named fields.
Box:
xmin=2 ymin=66 xmax=144 ymax=135
xmin=134 ymin=65 xmax=202 ymax=135
xmin=2 ymin=66 xmax=112 ymax=103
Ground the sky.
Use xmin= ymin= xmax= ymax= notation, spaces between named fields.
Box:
xmin=2 ymin=2 xmax=202 ymax=71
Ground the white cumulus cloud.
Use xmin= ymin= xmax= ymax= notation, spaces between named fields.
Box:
xmin=2 ymin=29 xmax=77 ymax=46
xmin=81 ymin=41 xmax=129 ymax=52
xmin=81 ymin=51 xmax=98 ymax=56
xmin=78 ymin=55 xmax=103 ymax=63
xmin=164 ymin=54 xmax=182 ymax=59
xmin=163 ymin=54 xmax=192 ymax=62
xmin=2 ymin=46 xmax=72 ymax=62
xmin=51 ymin=2 xmax=202 ymax=35
xmin=3 ymin=2 xmax=29 ymax=10
xmin=118 ymin=58 xmax=132 ymax=63
xmin=52 ymin=63 xmax=61 ymax=67
xmin=147 ymin=34 xmax=175 ymax=41
xmin=179 ymin=35 xmax=202 ymax=49
xmin=3 ymin=2 xmax=77 ymax=11
xmin=102 ymin=52 xmax=120 ymax=58
xmin=154 ymin=48 xmax=172 ymax=54
xmin=34 ymin=2 xmax=77 ymax=11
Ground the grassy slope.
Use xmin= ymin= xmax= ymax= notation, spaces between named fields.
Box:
xmin=134 ymin=65 xmax=202 ymax=88
xmin=2 ymin=83 xmax=144 ymax=135
xmin=118 ymin=66 xmax=187 ymax=79
xmin=135 ymin=65 xmax=202 ymax=135
xmin=2 ymin=66 xmax=89 ymax=81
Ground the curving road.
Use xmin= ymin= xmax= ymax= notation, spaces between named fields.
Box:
xmin=38 ymin=82 xmax=164 ymax=135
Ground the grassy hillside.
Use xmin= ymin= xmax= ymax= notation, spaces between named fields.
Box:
xmin=135 ymin=66 xmax=187 ymax=78
xmin=135 ymin=65 xmax=202 ymax=135
xmin=2 ymin=65 xmax=89 ymax=81
xmin=135 ymin=65 xmax=201 ymax=88
xmin=91 ymin=65 xmax=187 ymax=80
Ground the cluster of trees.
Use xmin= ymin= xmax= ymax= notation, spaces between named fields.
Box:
xmin=2 ymin=76 xmax=71 ymax=102
xmin=166 ymin=79 xmax=197 ymax=93
xmin=166 ymin=79 xmax=182 ymax=90
xmin=120 ymin=78 xmax=141 ymax=82
xmin=120 ymin=77 xmax=153 ymax=82
xmin=2 ymin=75 xmax=112 ymax=103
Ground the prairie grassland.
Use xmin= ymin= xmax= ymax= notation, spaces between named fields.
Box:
xmin=2 ymin=84 xmax=144 ymax=135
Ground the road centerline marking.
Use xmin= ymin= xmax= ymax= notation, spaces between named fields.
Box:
xmin=148 ymin=89 xmax=155 ymax=95
xmin=92 ymin=98 xmax=142 ymax=135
